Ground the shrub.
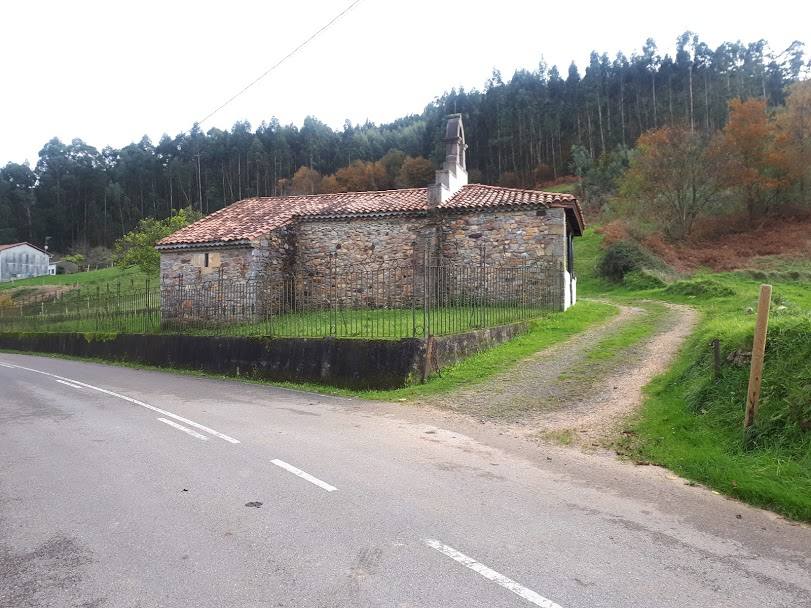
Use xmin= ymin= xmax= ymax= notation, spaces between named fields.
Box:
xmin=623 ymin=269 xmax=666 ymax=290
xmin=63 ymin=253 xmax=85 ymax=267
xmin=741 ymin=269 xmax=811 ymax=285
xmin=664 ymin=278 xmax=736 ymax=298
xmin=113 ymin=207 xmax=202 ymax=275
xmin=596 ymin=240 xmax=662 ymax=282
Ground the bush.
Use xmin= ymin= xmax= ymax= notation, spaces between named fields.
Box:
xmin=664 ymin=278 xmax=736 ymax=298
xmin=623 ymin=269 xmax=666 ymax=290
xmin=113 ymin=207 xmax=201 ymax=275
xmin=86 ymin=246 xmax=113 ymax=267
xmin=741 ymin=269 xmax=811 ymax=284
xmin=596 ymin=240 xmax=662 ymax=282
xmin=62 ymin=253 xmax=85 ymax=267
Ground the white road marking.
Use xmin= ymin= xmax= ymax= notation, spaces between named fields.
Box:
xmin=0 ymin=362 xmax=16 ymax=368
xmin=157 ymin=417 xmax=209 ymax=441
xmin=424 ymin=539 xmax=564 ymax=608
xmin=54 ymin=378 xmax=84 ymax=390
xmin=271 ymin=459 xmax=337 ymax=492
xmin=6 ymin=362 xmax=240 ymax=444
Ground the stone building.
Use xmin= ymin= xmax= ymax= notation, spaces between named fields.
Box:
xmin=157 ymin=115 xmax=584 ymax=314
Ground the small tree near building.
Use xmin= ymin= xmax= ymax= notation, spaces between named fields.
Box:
xmin=113 ymin=208 xmax=201 ymax=275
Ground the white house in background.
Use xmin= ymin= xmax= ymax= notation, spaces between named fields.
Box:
xmin=0 ymin=242 xmax=51 ymax=282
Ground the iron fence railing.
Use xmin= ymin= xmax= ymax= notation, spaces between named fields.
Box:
xmin=0 ymin=260 xmax=564 ymax=338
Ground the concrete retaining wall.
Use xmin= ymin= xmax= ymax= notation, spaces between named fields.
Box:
xmin=430 ymin=322 xmax=529 ymax=372
xmin=0 ymin=322 xmax=528 ymax=390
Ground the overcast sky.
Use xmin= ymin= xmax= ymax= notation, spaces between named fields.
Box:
xmin=1 ymin=0 xmax=808 ymax=166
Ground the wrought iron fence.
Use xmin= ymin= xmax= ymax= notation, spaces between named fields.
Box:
xmin=0 ymin=260 xmax=564 ymax=338
xmin=0 ymin=282 xmax=161 ymax=334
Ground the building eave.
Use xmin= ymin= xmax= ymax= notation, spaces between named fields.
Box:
xmin=552 ymin=202 xmax=585 ymax=236
xmin=295 ymin=210 xmax=428 ymax=223
xmin=155 ymin=239 xmax=255 ymax=252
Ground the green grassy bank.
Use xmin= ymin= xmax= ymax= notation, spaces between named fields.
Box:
xmin=577 ymin=228 xmax=811 ymax=521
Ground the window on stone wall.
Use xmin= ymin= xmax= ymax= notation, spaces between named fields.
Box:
xmin=192 ymin=251 xmax=221 ymax=271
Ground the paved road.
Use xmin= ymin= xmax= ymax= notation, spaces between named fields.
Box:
xmin=0 ymin=354 xmax=809 ymax=608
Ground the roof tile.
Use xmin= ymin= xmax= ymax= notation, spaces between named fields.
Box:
xmin=157 ymin=184 xmax=582 ymax=247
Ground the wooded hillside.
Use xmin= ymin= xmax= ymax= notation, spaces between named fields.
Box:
xmin=0 ymin=33 xmax=807 ymax=252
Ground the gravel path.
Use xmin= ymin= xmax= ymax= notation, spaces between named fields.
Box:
xmin=532 ymin=302 xmax=698 ymax=447
xmin=419 ymin=300 xmax=698 ymax=448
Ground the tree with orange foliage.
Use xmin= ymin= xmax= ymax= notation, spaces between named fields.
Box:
xmin=713 ymin=98 xmax=793 ymax=219
xmin=379 ymin=149 xmax=406 ymax=188
xmin=776 ymin=81 xmax=811 ymax=199
xmin=620 ymin=126 xmax=717 ymax=238
xmin=396 ymin=156 xmax=435 ymax=188
xmin=334 ymin=160 xmax=387 ymax=192
xmin=319 ymin=175 xmax=342 ymax=194
xmin=290 ymin=166 xmax=323 ymax=195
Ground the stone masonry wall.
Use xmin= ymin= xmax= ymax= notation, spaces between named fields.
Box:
xmin=289 ymin=215 xmax=434 ymax=309
xmin=437 ymin=208 xmax=567 ymax=309
xmin=158 ymin=208 xmax=567 ymax=287
xmin=159 ymin=229 xmax=294 ymax=323
xmin=293 ymin=215 xmax=433 ymax=272
xmin=158 ymin=207 xmax=570 ymax=318
xmin=439 ymin=207 xmax=567 ymax=270
xmin=160 ymin=247 xmax=252 ymax=287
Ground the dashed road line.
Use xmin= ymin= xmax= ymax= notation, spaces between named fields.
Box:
xmin=271 ymin=459 xmax=338 ymax=492
xmin=54 ymin=378 xmax=84 ymax=390
xmin=424 ymin=539 xmax=564 ymax=608
xmin=157 ymin=417 xmax=209 ymax=441
xmin=1 ymin=361 xmax=240 ymax=444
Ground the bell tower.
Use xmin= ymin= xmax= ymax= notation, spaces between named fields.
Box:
xmin=427 ymin=113 xmax=468 ymax=206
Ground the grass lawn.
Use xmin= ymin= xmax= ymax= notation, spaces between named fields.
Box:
xmin=0 ymin=266 xmax=154 ymax=304
xmin=577 ymin=228 xmax=811 ymax=521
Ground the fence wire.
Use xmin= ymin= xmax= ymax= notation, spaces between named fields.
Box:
xmin=0 ymin=261 xmax=564 ymax=338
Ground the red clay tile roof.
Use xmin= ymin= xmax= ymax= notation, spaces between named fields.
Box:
xmin=157 ymin=184 xmax=583 ymax=247
xmin=295 ymin=187 xmax=429 ymax=218
xmin=157 ymin=188 xmax=428 ymax=247
xmin=441 ymin=184 xmax=583 ymax=233
xmin=441 ymin=183 xmax=576 ymax=209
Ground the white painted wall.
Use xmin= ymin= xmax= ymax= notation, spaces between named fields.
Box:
xmin=0 ymin=244 xmax=50 ymax=282
xmin=562 ymin=271 xmax=577 ymax=310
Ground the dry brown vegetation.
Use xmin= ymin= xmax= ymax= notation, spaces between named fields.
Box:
xmin=598 ymin=213 xmax=811 ymax=272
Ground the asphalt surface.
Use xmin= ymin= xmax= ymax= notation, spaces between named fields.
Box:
xmin=0 ymin=353 xmax=809 ymax=608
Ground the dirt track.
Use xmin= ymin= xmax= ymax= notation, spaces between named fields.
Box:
xmin=419 ymin=300 xmax=698 ymax=448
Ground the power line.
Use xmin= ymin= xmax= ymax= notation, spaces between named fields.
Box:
xmin=193 ymin=0 xmax=364 ymax=129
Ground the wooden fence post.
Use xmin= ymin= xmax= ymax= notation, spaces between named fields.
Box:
xmin=743 ymin=284 xmax=772 ymax=430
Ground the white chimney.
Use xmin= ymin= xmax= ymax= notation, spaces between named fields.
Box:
xmin=428 ymin=113 xmax=468 ymax=207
